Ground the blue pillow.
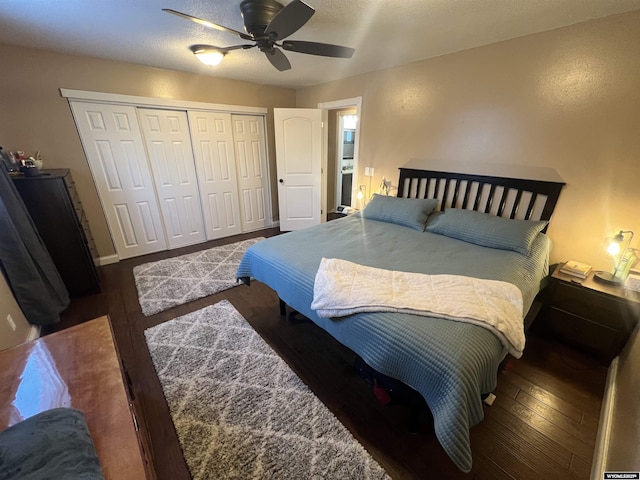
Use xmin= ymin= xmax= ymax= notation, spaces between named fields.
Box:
xmin=426 ymin=208 xmax=547 ymax=255
xmin=362 ymin=194 xmax=438 ymax=231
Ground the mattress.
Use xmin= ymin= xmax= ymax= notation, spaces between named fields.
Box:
xmin=236 ymin=213 xmax=550 ymax=471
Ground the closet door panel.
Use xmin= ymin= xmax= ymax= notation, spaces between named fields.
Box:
xmin=188 ymin=111 xmax=242 ymax=240
xmin=232 ymin=115 xmax=271 ymax=232
xmin=139 ymin=109 xmax=206 ymax=249
xmin=70 ymin=102 xmax=167 ymax=259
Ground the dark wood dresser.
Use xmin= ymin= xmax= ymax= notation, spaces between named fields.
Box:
xmin=539 ymin=263 xmax=640 ymax=365
xmin=12 ymin=168 xmax=100 ymax=296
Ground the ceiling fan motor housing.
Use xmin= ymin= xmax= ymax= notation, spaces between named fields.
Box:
xmin=240 ymin=0 xmax=284 ymax=38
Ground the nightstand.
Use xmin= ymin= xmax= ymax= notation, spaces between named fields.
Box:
xmin=539 ymin=263 xmax=640 ymax=364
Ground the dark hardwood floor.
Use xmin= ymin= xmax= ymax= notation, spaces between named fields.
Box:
xmin=49 ymin=229 xmax=607 ymax=480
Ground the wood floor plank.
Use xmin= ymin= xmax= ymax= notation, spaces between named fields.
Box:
xmin=493 ymin=393 xmax=595 ymax=463
xmin=482 ymin=402 xmax=573 ymax=468
xmin=570 ymin=452 xmax=594 ymax=479
xmin=471 ymin=452 xmax=517 ymax=480
xmin=514 ymin=389 xmax=597 ymax=445
xmin=475 ymin=413 xmax=582 ymax=480
xmin=508 ymin=336 xmax=606 ymax=416
xmin=500 ymin=370 xmax=587 ymax=422
xmin=472 ymin=426 xmax=545 ymax=480
xmin=494 ymin=376 xmax=520 ymax=400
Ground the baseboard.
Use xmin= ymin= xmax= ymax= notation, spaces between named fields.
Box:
xmin=96 ymin=254 xmax=119 ymax=266
xmin=94 ymin=225 xmax=277 ymax=266
xmin=27 ymin=324 xmax=41 ymax=342
xmin=590 ymin=356 xmax=618 ymax=480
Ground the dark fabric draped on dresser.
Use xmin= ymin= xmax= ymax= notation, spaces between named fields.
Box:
xmin=0 ymin=169 xmax=69 ymax=326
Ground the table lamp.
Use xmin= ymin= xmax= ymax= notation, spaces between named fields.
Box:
xmin=594 ymin=230 xmax=635 ymax=284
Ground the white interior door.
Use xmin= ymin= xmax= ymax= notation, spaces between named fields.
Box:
xmin=274 ymin=108 xmax=323 ymax=231
xmin=231 ymin=114 xmax=271 ymax=232
xmin=138 ymin=108 xmax=206 ymax=249
xmin=188 ymin=111 xmax=242 ymax=240
xmin=70 ymin=101 xmax=167 ymax=259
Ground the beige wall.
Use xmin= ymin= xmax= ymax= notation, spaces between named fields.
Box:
xmin=2 ymin=10 xmax=640 ymax=269
xmin=0 ymin=270 xmax=34 ymax=351
xmin=0 ymin=44 xmax=296 ymax=258
xmin=298 ymin=10 xmax=640 ymax=270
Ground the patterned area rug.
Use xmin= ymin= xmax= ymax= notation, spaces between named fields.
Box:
xmin=133 ymin=238 xmax=263 ymax=316
xmin=144 ymin=300 xmax=390 ymax=480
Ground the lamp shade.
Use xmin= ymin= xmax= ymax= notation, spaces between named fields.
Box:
xmin=606 ymin=236 xmax=622 ymax=256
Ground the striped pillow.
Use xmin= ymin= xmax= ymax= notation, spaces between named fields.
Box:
xmin=426 ymin=208 xmax=547 ymax=255
xmin=363 ymin=194 xmax=438 ymax=231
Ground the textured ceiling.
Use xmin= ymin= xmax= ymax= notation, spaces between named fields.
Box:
xmin=1 ymin=0 xmax=640 ymax=88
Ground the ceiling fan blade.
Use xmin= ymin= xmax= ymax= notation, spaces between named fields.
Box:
xmin=265 ymin=48 xmax=291 ymax=71
xmin=281 ymin=40 xmax=355 ymax=58
xmin=264 ymin=0 xmax=314 ymax=40
xmin=222 ymin=44 xmax=255 ymax=52
xmin=192 ymin=43 xmax=255 ymax=53
xmin=163 ymin=9 xmax=253 ymax=41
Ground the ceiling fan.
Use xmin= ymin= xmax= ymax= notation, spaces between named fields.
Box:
xmin=164 ymin=0 xmax=355 ymax=71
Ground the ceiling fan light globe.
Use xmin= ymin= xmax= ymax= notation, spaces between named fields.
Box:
xmin=192 ymin=49 xmax=225 ymax=66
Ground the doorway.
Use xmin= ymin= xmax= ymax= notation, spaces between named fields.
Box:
xmin=326 ymin=109 xmax=357 ymax=211
xmin=317 ymin=97 xmax=362 ymax=216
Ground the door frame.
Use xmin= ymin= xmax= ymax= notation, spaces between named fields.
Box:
xmin=317 ymin=97 xmax=362 ymax=218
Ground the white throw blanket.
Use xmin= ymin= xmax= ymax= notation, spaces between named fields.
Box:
xmin=311 ymin=258 xmax=525 ymax=358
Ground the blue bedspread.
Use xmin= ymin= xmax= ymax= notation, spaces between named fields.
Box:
xmin=236 ymin=214 xmax=550 ymax=472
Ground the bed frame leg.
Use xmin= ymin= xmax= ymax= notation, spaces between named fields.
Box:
xmin=279 ymin=298 xmax=286 ymax=316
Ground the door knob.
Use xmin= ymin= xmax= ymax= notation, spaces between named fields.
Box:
xmin=279 ymin=179 xmax=284 ymax=183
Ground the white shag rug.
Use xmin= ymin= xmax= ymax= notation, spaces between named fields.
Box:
xmin=144 ymin=300 xmax=390 ymax=480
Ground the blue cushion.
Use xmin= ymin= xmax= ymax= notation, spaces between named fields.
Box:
xmin=426 ymin=208 xmax=547 ymax=255
xmin=362 ymin=194 xmax=438 ymax=231
xmin=0 ymin=408 xmax=104 ymax=479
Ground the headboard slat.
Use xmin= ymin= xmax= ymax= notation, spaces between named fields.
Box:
xmin=525 ymin=193 xmax=538 ymax=220
xmin=397 ymin=168 xmax=565 ymax=227
xmin=450 ymin=179 xmax=460 ymax=209
xmin=442 ymin=179 xmax=451 ymax=208
xmin=473 ymin=183 xmax=484 ymax=211
xmin=497 ymin=188 xmax=508 ymax=217
xmin=433 ymin=178 xmax=441 ymax=200
xmin=462 ymin=181 xmax=472 ymax=209
xmin=510 ymin=189 xmax=523 ymax=219
xmin=485 ymin=184 xmax=497 ymax=214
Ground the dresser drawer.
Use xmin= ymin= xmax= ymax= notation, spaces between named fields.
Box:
xmin=550 ymin=281 xmax=629 ymax=330
xmin=545 ymin=307 xmax=623 ymax=363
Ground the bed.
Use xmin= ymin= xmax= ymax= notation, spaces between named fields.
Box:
xmin=236 ymin=167 xmax=564 ymax=472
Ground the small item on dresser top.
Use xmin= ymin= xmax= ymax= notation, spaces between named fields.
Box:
xmin=559 ymin=260 xmax=592 ymax=279
xmin=335 ymin=205 xmax=356 ymax=214
xmin=20 ymin=159 xmax=41 ymax=177
xmin=625 ymin=272 xmax=640 ymax=292
xmin=0 ymin=145 xmax=19 ymax=172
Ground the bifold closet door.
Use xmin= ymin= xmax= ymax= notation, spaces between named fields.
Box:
xmin=188 ymin=111 xmax=242 ymax=240
xmin=138 ymin=108 xmax=206 ymax=249
xmin=231 ymin=115 xmax=271 ymax=232
xmin=70 ymin=102 xmax=167 ymax=259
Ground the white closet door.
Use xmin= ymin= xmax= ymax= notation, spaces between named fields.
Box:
xmin=231 ymin=114 xmax=271 ymax=232
xmin=70 ymin=101 xmax=167 ymax=259
xmin=138 ymin=109 xmax=206 ymax=249
xmin=188 ymin=111 xmax=242 ymax=240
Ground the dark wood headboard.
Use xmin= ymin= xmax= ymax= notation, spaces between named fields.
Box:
xmin=397 ymin=168 xmax=565 ymax=223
